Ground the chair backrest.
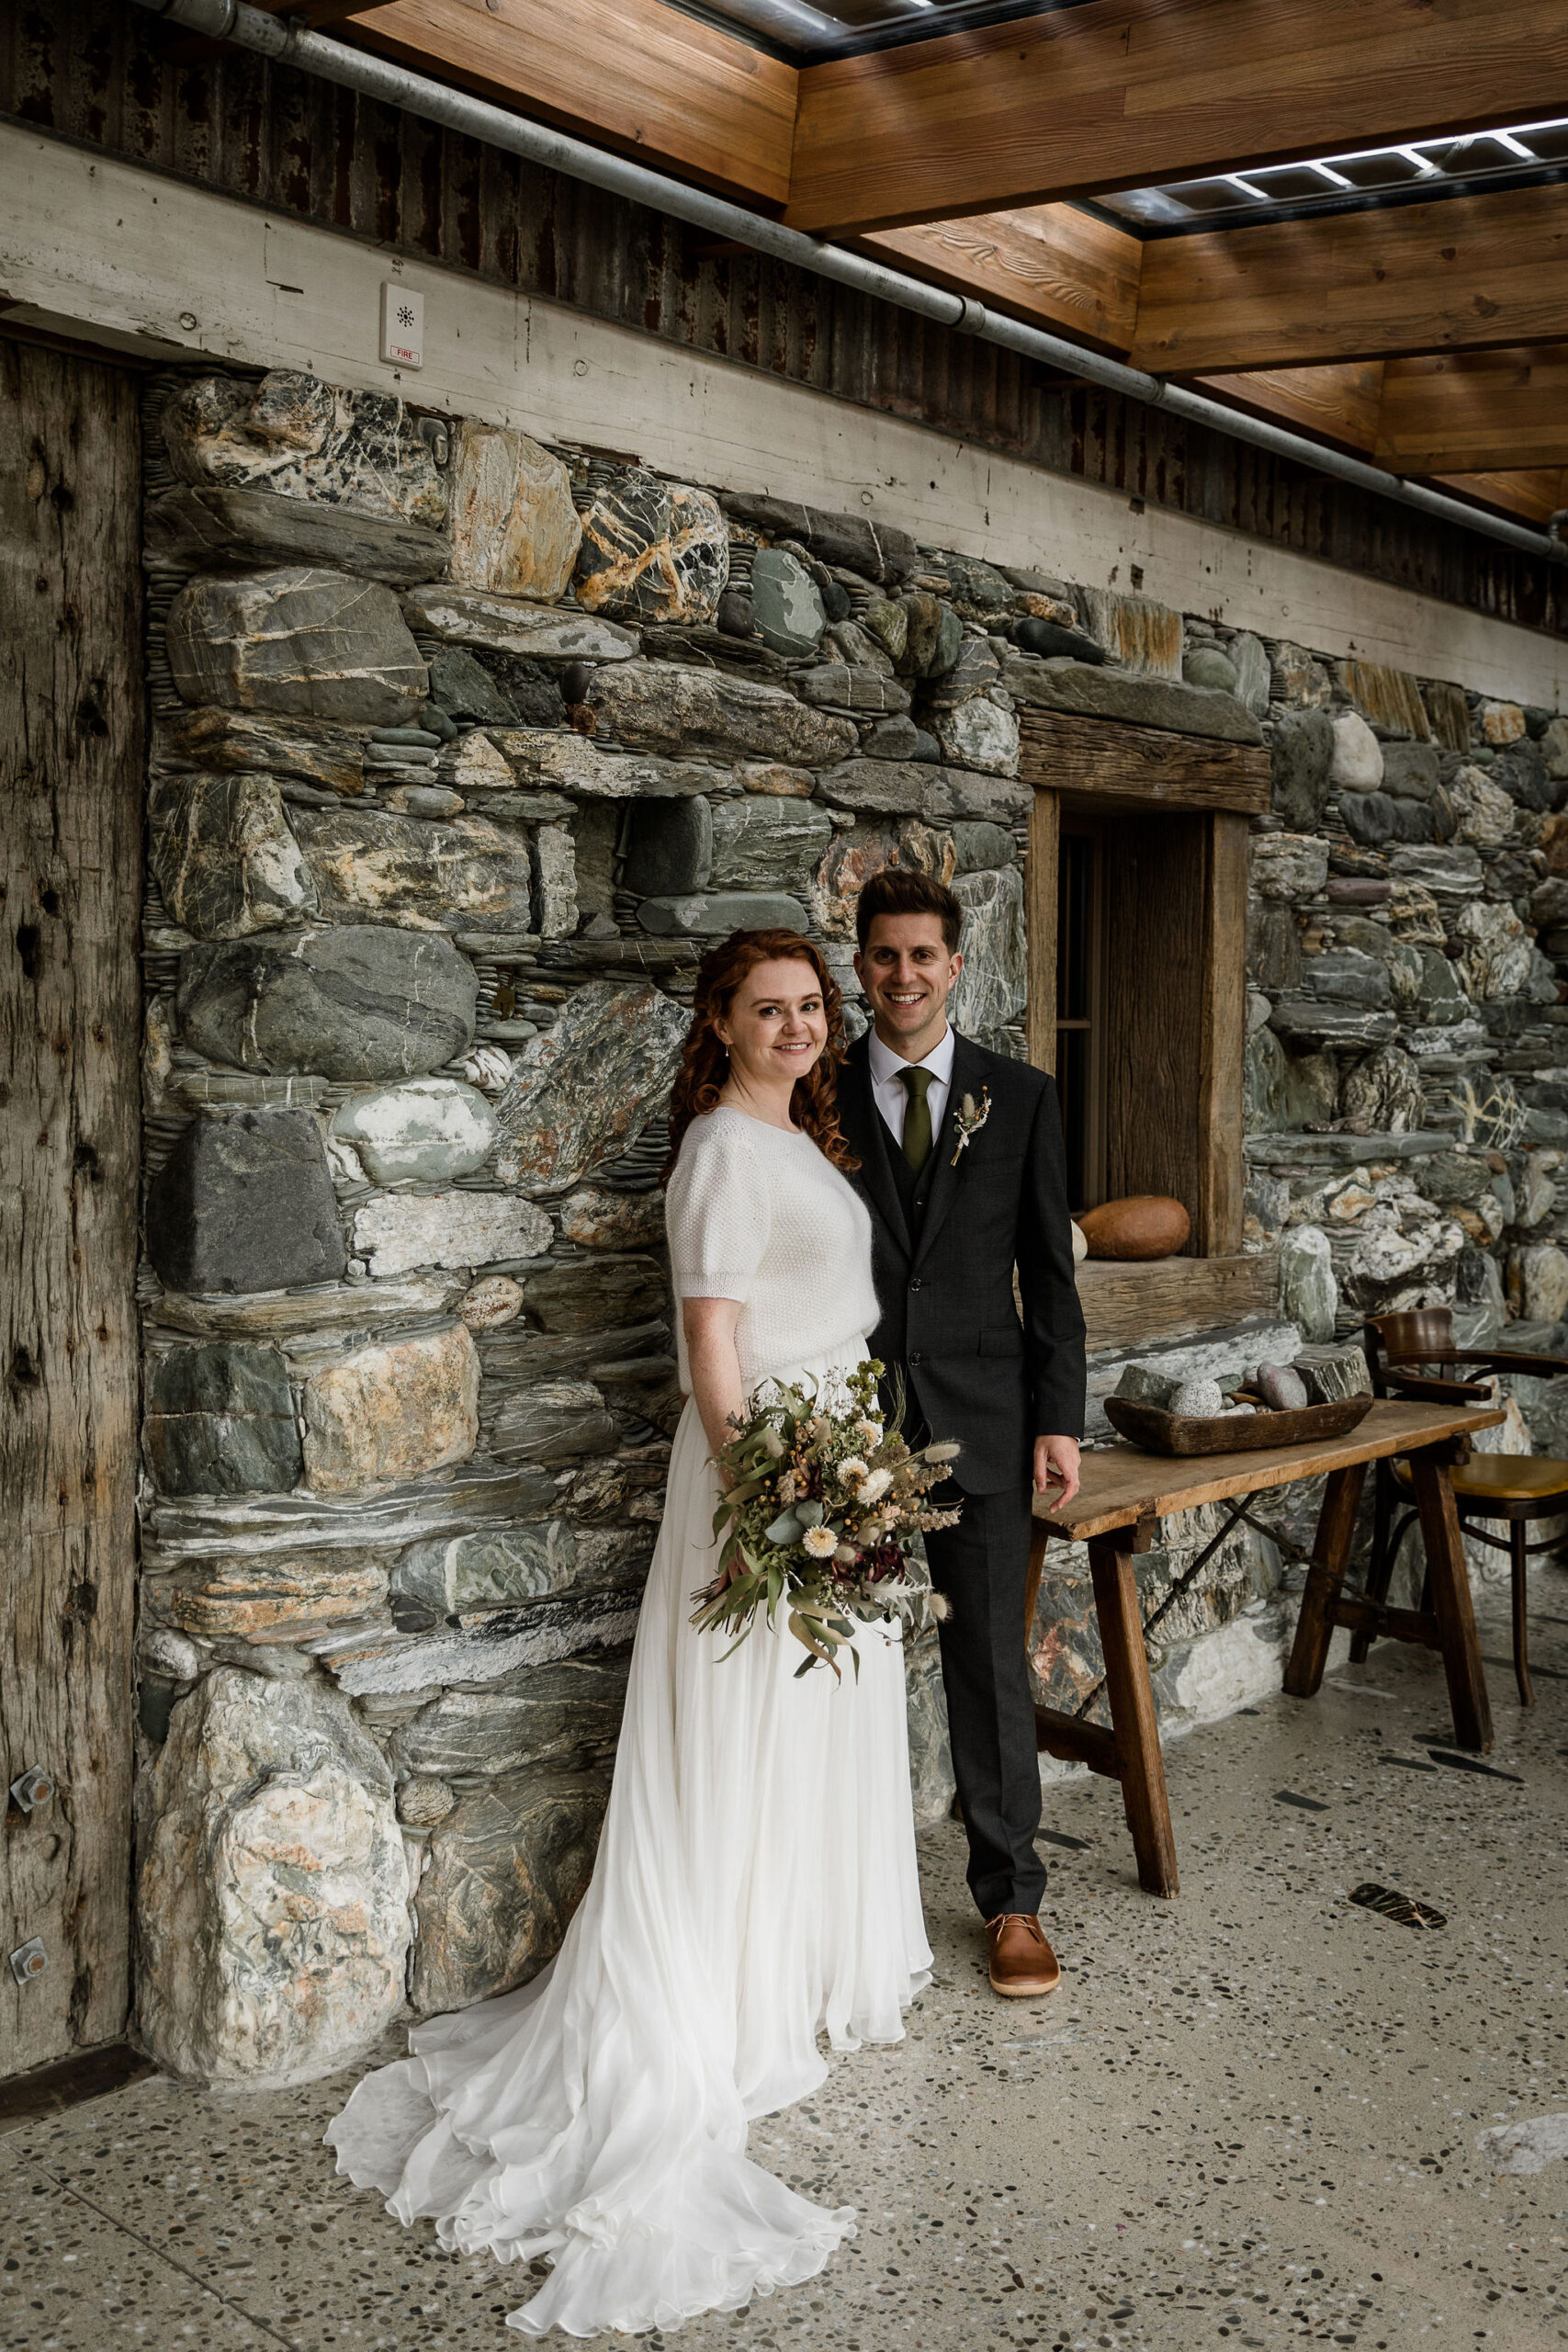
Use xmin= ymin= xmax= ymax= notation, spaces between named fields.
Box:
xmin=1364 ymin=1306 xmax=1456 ymax=1385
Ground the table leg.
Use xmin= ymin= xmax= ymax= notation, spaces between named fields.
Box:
xmin=1282 ymin=1463 xmax=1367 ymax=1699
xmin=1088 ymin=1534 xmax=1179 ymax=1899
xmin=1408 ymin=1445 xmax=1494 ymax=1753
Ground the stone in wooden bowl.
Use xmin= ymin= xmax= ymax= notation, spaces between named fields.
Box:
xmin=1075 ymin=1194 xmax=1190 ymax=1261
xmin=1103 ymin=1393 xmax=1373 ymax=1457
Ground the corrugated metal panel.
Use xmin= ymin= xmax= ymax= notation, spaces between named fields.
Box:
xmin=5 ymin=0 xmax=1562 ymax=639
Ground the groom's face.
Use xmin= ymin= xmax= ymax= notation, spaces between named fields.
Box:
xmin=855 ymin=914 xmax=963 ymax=1057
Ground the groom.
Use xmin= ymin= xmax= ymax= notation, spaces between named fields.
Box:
xmin=836 ymin=866 xmax=1087 ymax=1998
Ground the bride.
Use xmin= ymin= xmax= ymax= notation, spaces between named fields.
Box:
xmin=326 ymin=927 xmax=932 ymax=2337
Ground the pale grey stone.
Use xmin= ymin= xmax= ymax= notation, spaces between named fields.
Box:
xmin=331 ymin=1078 xmax=498 ymax=1183
xmin=392 ymin=1657 xmax=630 ymax=1781
xmin=1269 ymin=710 xmax=1335 ymax=831
xmin=1250 ymin=833 xmax=1329 ymax=902
xmin=586 ymin=661 xmax=857 ymax=768
xmin=321 ymin=1589 xmax=641 ymax=1695
xmin=397 ymin=1776 xmax=456 ymax=1828
xmin=458 ymin=1274 xmax=527 ymax=1332
xmin=167 ymin=569 xmax=426 ymax=726
xmin=1388 ymin=843 xmax=1484 ymax=899
xmin=575 ymin=473 xmax=728 ymax=623
xmin=148 ymin=1272 xmax=464 ymax=1341
xmin=1542 ymin=715 xmax=1568 ymax=780
xmin=163 ymin=370 xmax=446 ymax=525
xmin=150 ymin=772 xmax=317 ymax=940
xmin=904 ymin=1634 xmax=955 ymax=1827
xmin=484 ymin=729 xmax=729 ymax=802
xmin=1453 ymin=899 xmax=1534 ymax=999
xmin=931 ymin=695 xmax=1020 ymax=777
xmin=1002 ymin=657 xmax=1263 ymax=743
xmin=351 ymin=1190 xmax=551 ymax=1277
xmin=409 ymin=1765 xmax=610 ymax=2016
xmin=952 ymin=820 xmax=1017 ymax=873
xmin=707 ymin=796 xmax=833 ymax=891
xmin=1338 ymin=1044 xmax=1425 ymax=1134
xmin=1330 ymin=712 xmax=1383 ymax=790
xmin=622 ymin=797 xmax=714 ymax=896
xmin=818 ymin=757 xmax=1029 ymax=826
xmin=1229 ymin=632 xmax=1271 ymax=718
xmin=147 ymin=1464 xmax=560 ymax=1567
xmin=495 ymin=980 xmax=691 ymax=1190
xmin=637 ymin=891 xmax=808 ymax=937
xmin=1168 ymin=1378 xmax=1225 ymax=1416
xmin=795 ymin=664 xmax=913 ymax=715
xmin=177 ymin=925 xmax=477 ymax=1081
xmin=1278 ymin=1225 xmax=1337 ymax=1341
xmin=292 ymin=807 xmax=532 ymax=933
xmin=301 ymin=1322 xmax=479 ymax=1495
xmin=446 ymin=422 xmax=581 ymax=602
xmin=949 ymin=866 xmax=1025 ymax=1040
xmin=400 ymin=584 xmax=637 ymax=663
xmin=1518 ymin=1242 xmax=1568 ymax=1324
xmin=144 ymin=484 xmax=447 ymax=585
xmin=1183 ymin=645 xmax=1238 ymax=694
xmin=750 ymin=548 xmax=826 ymax=656
xmin=137 ymin=1668 xmax=407 ymax=2087
xmin=534 ymin=824 xmax=578 ymax=940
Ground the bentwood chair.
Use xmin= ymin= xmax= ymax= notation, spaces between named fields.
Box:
xmin=1358 ymin=1306 xmax=1568 ymax=1705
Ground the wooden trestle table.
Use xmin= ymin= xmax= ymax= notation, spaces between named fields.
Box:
xmin=1024 ymin=1398 xmax=1506 ymax=1899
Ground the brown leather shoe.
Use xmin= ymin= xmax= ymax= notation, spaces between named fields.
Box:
xmin=986 ymin=1912 xmax=1061 ymax=1998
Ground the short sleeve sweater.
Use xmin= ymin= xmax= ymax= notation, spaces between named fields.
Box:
xmin=665 ymin=1107 xmax=880 ymax=1396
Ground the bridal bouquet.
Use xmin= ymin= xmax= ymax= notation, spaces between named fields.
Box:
xmin=691 ymin=1358 xmax=963 ymax=1676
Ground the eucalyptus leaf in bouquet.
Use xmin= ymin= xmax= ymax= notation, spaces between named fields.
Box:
xmin=691 ymin=1359 xmax=962 ymax=1677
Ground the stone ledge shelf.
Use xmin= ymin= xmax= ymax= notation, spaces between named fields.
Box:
xmin=1245 ymin=1128 xmax=1472 ymax=1164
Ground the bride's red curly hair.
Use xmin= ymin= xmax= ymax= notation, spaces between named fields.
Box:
xmin=662 ymin=929 xmax=859 ymax=1182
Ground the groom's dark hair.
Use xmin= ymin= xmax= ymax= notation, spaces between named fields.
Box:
xmin=856 ymin=866 xmax=963 ymax=955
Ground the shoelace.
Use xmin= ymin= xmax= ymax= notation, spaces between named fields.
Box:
xmin=987 ymin=1913 xmax=1045 ymax=1943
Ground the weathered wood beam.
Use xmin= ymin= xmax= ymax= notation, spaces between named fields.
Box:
xmin=786 ymin=0 xmax=1568 ymax=235
xmin=1133 ymin=180 xmax=1568 ymax=375
xmin=1431 ymin=468 xmax=1568 ymax=525
xmin=1376 ymin=347 xmax=1568 ymax=474
xmin=1197 ymin=361 xmax=1385 ymax=453
xmin=864 ymin=205 xmax=1142 ymax=355
xmin=343 ymin=0 xmax=798 ymax=209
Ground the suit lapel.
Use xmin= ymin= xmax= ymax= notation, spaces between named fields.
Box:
xmin=912 ymin=1031 xmax=987 ymax=1272
xmin=840 ymin=1032 xmax=910 ymax=1258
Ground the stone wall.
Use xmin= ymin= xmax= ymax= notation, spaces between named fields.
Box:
xmin=131 ymin=362 xmax=1566 ymax=2087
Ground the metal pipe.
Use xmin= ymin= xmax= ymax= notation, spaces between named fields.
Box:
xmin=131 ymin=0 xmax=1564 ymax=567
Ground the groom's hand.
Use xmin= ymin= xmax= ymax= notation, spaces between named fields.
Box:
xmin=1033 ymin=1434 xmax=1081 ymax=1510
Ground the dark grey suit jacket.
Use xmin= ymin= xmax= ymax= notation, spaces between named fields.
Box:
xmin=837 ymin=1027 xmax=1087 ymax=1495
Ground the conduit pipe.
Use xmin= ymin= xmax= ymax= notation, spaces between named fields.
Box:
xmin=133 ymin=0 xmax=1565 ymax=568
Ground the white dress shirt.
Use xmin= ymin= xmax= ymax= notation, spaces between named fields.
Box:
xmin=868 ymin=1023 xmax=956 ymax=1148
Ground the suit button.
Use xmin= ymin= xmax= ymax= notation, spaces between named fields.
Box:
xmin=909 ymin=1277 xmax=922 ymax=1292
xmin=909 ymin=1350 xmax=924 ymax=1365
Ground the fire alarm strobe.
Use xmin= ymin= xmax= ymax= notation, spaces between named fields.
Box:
xmin=380 ymin=281 xmax=423 ymax=370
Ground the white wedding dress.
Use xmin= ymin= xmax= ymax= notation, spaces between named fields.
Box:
xmin=326 ymin=1107 xmax=932 ymax=2337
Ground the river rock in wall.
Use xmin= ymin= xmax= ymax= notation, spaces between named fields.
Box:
xmin=750 ymin=548 xmax=826 ymax=656
xmin=301 ymin=1320 xmax=479 ymax=1494
xmin=948 ymin=865 xmax=1026 ymax=1042
xmin=331 ymin=1076 xmax=498 ymax=1183
xmin=557 ymin=1188 xmax=667 ymax=1250
xmin=392 ymin=1656 xmax=631 ymax=1781
xmin=707 ymin=794 xmax=833 ymax=891
xmin=143 ymin=483 xmax=449 ymax=587
xmin=150 ymin=772 xmax=318 ymax=940
xmin=177 ymin=925 xmax=477 ymax=1080
xmin=153 ymin=1545 xmax=388 ymax=1643
xmin=144 ymin=1107 xmax=346 ymax=1295
xmin=157 ymin=707 xmax=367 ymax=797
xmin=163 ymin=370 xmax=447 ymax=526
xmin=291 ymin=807 xmax=533 ymax=933
xmin=808 ymin=818 xmax=955 ymax=940
xmin=401 ymin=583 xmax=637 ymax=665
xmin=137 ymin=1668 xmax=409 ymax=2087
xmin=495 ymin=979 xmax=690 ymax=1190
xmin=585 ymin=660 xmax=857 ymax=769
xmin=410 ymin=1764 xmax=610 ymax=2015
xmin=351 ymin=1190 xmax=552 ymax=1278
xmin=446 ymin=422 xmax=581 ymax=600
xmin=167 ymin=569 xmax=427 ymax=726
xmin=718 ymin=492 xmax=918 ymax=585
xmin=930 ymin=695 xmax=1020 ymax=778
xmin=142 ymin=1340 xmax=302 ymax=1497
xmin=574 ymin=471 xmax=728 ymax=624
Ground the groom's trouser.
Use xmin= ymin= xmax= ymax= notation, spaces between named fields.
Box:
xmin=923 ymin=1476 xmax=1047 ymax=1921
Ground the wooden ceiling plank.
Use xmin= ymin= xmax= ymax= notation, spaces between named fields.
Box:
xmin=1196 ymin=361 xmax=1385 ymax=453
xmin=1376 ymin=347 xmax=1568 ymax=473
xmin=1133 ymin=179 xmax=1568 ymax=376
xmin=1430 ymin=469 xmax=1568 ymax=525
xmin=342 ymin=0 xmax=797 ymax=209
xmin=863 ymin=205 xmax=1143 ymax=353
xmin=786 ymin=0 xmax=1568 ymax=235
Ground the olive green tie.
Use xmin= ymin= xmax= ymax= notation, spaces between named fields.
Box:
xmin=900 ymin=1066 xmax=934 ymax=1177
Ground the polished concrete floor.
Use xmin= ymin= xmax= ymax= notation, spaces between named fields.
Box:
xmin=5 ymin=1575 xmax=1567 ymax=2352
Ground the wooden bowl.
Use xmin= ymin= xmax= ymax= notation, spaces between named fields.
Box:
xmin=1102 ymin=1394 xmax=1374 ymax=1457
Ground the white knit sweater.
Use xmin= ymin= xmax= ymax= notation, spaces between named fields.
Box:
xmin=666 ymin=1106 xmax=879 ymax=1396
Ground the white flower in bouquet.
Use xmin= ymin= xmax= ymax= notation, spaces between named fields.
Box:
xmin=802 ymin=1524 xmax=840 ymax=1560
xmin=857 ymin=1465 xmax=893 ymax=1505
xmin=856 ymin=1419 xmax=885 ymax=1447
xmin=838 ymin=1456 xmax=871 ymax=1488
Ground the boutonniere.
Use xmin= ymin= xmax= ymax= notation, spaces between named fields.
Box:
xmin=949 ymin=1085 xmax=992 ymax=1167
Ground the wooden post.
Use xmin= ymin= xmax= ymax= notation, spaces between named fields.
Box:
xmin=1087 ymin=1533 xmax=1179 ymax=1897
xmin=1409 ymin=1447 xmax=1494 ymax=1752
xmin=1198 ymin=811 xmax=1248 ymax=1258
xmin=1 ymin=339 xmax=142 ymax=2076
xmin=1026 ymin=787 xmax=1059 ymax=1075
xmin=1282 ymin=1462 xmax=1368 ymax=1698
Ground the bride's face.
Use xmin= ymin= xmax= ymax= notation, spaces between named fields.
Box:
xmin=715 ymin=957 xmax=829 ymax=1091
